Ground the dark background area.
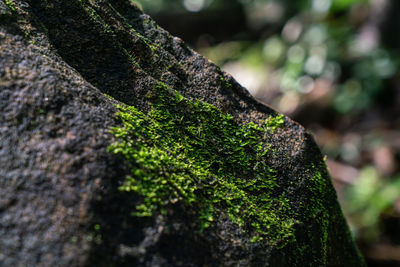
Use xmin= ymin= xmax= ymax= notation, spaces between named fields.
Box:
xmin=133 ymin=0 xmax=400 ymax=265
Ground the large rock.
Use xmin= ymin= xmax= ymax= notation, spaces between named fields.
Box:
xmin=0 ymin=0 xmax=364 ymax=266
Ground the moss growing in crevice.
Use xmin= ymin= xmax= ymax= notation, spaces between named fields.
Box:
xmin=219 ymin=75 xmax=232 ymax=89
xmin=77 ymin=0 xmax=114 ymax=35
xmin=107 ymin=82 xmax=294 ymax=246
xmin=293 ymin=164 xmax=331 ymax=265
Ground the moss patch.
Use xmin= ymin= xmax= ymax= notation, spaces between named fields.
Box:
xmin=4 ymin=0 xmax=16 ymax=12
xmin=107 ymin=82 xmax=294 ymax=246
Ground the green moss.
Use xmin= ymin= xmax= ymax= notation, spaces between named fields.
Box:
xmin=107 ymin=82 xmax=293 ymax=246
xmin=219 ymin=75 xmax=232 ymax=89
xmin=5 ymin=0 xmax=16 ymax=12
xmin=76 ymin=0 xmax=166 ymax=72
xmin=307 ymin=165 xmax=330 ymax=263
xmin=77 ymin=0 xmax=114 ymax=35
xmin=289 ymin=162 xmax=337 ymax=265
xmin=264 ymin=114 xmax=285 ymax=132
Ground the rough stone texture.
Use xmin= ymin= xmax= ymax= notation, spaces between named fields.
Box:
xmin=0 ymin=0 xmax=364 ymax=266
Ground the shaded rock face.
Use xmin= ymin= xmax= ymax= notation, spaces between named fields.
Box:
xmin=0 ymin=0 xmax=364 ymax=266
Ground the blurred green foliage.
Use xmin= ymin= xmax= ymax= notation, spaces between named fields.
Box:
xmin=345 ymin=167 xmax=400 ymax=243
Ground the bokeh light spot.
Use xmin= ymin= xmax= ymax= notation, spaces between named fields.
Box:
xmin=183 ymin=0 xmax=207 ymax=12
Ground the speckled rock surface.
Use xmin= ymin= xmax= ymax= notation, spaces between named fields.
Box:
xmin=0 ymin=0 xmax=364 ymax=266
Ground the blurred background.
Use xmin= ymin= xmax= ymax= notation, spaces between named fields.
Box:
xmin=133 ymin=0 xmax=400 ymax=265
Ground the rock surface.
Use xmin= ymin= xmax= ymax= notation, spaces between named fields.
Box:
xmin=0 ymin=0 xmax=364 ymax=266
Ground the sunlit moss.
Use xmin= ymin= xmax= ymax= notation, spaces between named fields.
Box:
xmin=4 ymin=0 xmax=16 ymax=12
xmin=107 ymin=82 xmax=293 ymax=245
xmin=264 ymin=113 xmax=285 ymax=132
